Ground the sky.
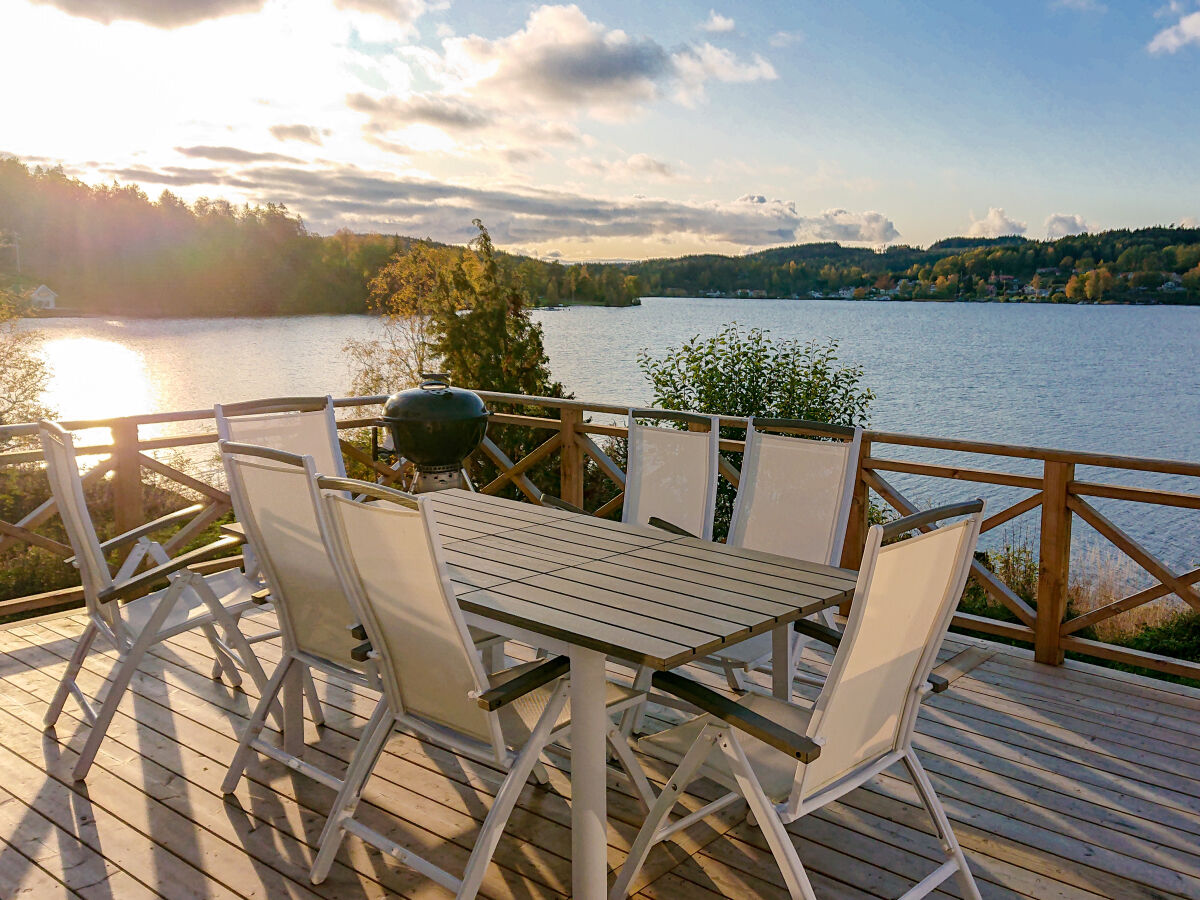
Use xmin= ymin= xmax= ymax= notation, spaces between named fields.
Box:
xmin=2 ymin=0 xmax=1198 ymax=260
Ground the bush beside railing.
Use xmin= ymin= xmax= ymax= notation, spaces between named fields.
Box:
xmin=2 ymin=391 xmax=1198 ymax=681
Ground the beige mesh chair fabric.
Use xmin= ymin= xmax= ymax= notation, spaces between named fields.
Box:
xmin=38 ymin=422 xmax=271 ymax=782
xmin=728 ymin=420 xmax=861 ymax=562
xmin=622 ymin=410 xmax=719 ymax=539
xmin=612 ymin=504 xmax=985 ymax=900
xmin=306 ymin=488 xmax=649 ymax=897
xmin=214 ymin=396 xmax=346 ymax=479
xmin=222 ymin=450 xmax=362 ymax=670
xmin=703 ymin=419 xmax=863 ymax=691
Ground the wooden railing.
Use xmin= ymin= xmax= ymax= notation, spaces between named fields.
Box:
xmin=3 ymin=392 xmax=1199 ymax=681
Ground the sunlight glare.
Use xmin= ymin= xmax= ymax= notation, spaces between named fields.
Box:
xmin=40 ymin=337 xmax=153 ymax=423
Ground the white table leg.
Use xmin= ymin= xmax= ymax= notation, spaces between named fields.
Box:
xmin=772 ymin=625 xmax=794 ymax=700
xmin=570 ymin=645 xmax=608 ymax=899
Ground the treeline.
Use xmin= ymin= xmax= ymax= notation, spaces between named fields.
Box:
xmin=618 ymin=229 xmax=1200 ymax=303
xmin=0 ymin=160 xmax=637 ymax=315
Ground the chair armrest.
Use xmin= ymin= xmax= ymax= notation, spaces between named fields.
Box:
xmin=97 ymin=535 xmax=244 ymax=604
xmin=351 ymin=640 xmax=374 ymax=662
xmin=926 ymin=673 xmax=950 ymax=694
xmin=880 ymin=499 xmax=985 ymax=541
xmin=792 ymin=618 xmax=842 ymax=647
xmin=650 ymin=670 xmax=821 ymax=763
xmin=475 ymin=655 xmax=570 ymax=711
xmin=85 ymin=504 xmax=208 ymax=560
xmin=647 ymin=517 xmax=697 ymax=538
xmin=250 ymin=588 xmax=272 ymax=606
xmin=539 ymin=494 xmax=587 ymax=515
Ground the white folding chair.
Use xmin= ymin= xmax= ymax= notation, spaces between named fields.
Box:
xmin=611 ymin=500 xmax=986 ymax=900
xmin=218 ymin=445 xmax=506 ymax=796
xmin=308 ymin=485 xmax=650 ymax=896
xmin=215 ymin=395 xmax=346 ymax=480
xmin=38 ymin=421 xmax=272 ymax=781
xmin=623 ymin=408 xmax=719 ymax=539
xmin=704 ymin=418 xmax=863 ymax=691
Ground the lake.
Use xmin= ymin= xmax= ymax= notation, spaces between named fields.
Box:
xmin=18 ymin=298 xmax=1200 ymax=568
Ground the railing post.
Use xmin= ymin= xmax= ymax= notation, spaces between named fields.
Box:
xmin=110 ymin=418 xmax=144 ymax=539
xmin=559 ymin=407 xmax=584 ymax=509
xmin=1035 ymin=460 xmax=1074 ymax=665
xmin=839 ymin=438 xmax=870 ymax=616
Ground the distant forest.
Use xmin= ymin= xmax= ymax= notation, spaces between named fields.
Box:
xmin=0 ymin=159 xmax=639 ymax=315
xmin=2 ymin=157 xmax=1198 ymax=314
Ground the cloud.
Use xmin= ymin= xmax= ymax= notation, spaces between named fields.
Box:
xmin=1149 ymin=10 xmax=1200 ymax=53
xmin=29 ymin=0 xmax=264 ymax=28
xmin=1182 ymin=215 xmax=1200 ymax=227
xmin=332 ymin=0 xmax=425 ymax=26
xmin=175 ymin=145 xmax=303 ymax=163
xmin=769 ymin=30 xmax=803 ymax=48
xmin=568 ymin=153 xmax=676 ymax=180
xmin=699 ymin=10 xmax=735 ymax=33
xmin=437 ymin=5 xmax=775 ymax=117
xmin=1045 ymin=213 xmax=1089 ymax=238
xmin=347 ymin=93 xmax=495 ymax=131
xmin=967 ymin=207 xmax=1027 ymax=238
xmin=269 ymin=124 xmax=325 ymax=145
xmin=101 ymin=159 xmax=898 ymax=248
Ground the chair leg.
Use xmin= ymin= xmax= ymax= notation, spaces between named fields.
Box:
xmin=723 ymin=662 xmax=748 ymax=693
xmin=609 ymin=728 xmax=721 ymax=900
xmin=222 ymin=655 xmax=293 ymax=794
xmin=717 ymin=732 xmax=816 ymax=900
xmin=200 ymin=622 xmax=242 ymax=687
xmin=302 ymin=667 xmax=325 ymax=727
xmin=904 ymin=750 xmax=982 ymax=900
xmin=45 ymin=620 xmax=99 ymax=728
xmin=606 ymin=723 xmax=656 ymax=811
xmin=310 ymin=697 xmax=393 ymax=884
xmin=481 ymin=640 xmax=506 ymax=673
xmin=619 ymin=665 xmax=653 ymax=737
xmin=459 ymin=682 xmax=570 ymax=900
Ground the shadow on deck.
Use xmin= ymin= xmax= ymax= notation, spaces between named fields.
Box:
xmin=0 ymin=610 xmax=1197 ymax=899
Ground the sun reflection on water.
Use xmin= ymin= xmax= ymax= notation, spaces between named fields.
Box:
xmin=40 ymin=336 xmax=153 ymax=427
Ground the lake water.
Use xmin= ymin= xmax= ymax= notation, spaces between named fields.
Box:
xmin=18 ymin=298 xmax=1200 ymax=568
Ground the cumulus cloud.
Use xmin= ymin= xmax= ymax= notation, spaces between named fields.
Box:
xmin=699 ymin=10 xmax=735 ymax=32
xmin=769 ymin=30 xmax=803 ymax=47
xmin=101 ymin=159 xmax=898 ymax=248
xmin=1045 ymin=213 xmax=1089 ymax=238
xmin=176 ymin=145 xmax=302 ymax=163
xmin=332 ymin=0 xmax=425 ymax=26
xmin=967 ymin=207 xmax=1027 ymax=238
xmin=269 ymin=124 xmax=325 ymax=145
xmin=347 ymin=93 xmax=495 ymax=132
xmin=1182 ymin=215 xmax=1200 ymax=227
xmin=1149 ymin=10 xmax=1200 ymax=52
xmin=30 ymin=0 xmax=264 ymax=28
xmin=437 ymin=5 xmax=775 ymax=116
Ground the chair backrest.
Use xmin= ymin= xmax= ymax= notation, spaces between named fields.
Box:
xmin=623 ymin=409 xmax=719 ymax=540
xmin=38 ymin=422 xmax=112 ymax=610
xmin=795 ymin=503 xmax=983 ymax=805
xmin=219 ymin=442 xmax=360 ymax=670
xmin=320 ymin=491 xmax=504 ymax=755
xmin=727 ymin=419 xmax=862 ymax=564
xmin=214 ymin=396 xmax=346 ymax=479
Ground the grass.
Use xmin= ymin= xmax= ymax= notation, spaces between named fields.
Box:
xmin=959 ymin=524 xmax=1200 ymax=686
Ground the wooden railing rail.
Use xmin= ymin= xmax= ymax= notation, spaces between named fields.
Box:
xmin=3 ymin=391 xmax=1198 ymax=683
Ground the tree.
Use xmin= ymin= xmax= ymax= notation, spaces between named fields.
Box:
xmin=1085 ymin=267 xmax=1114 ymax=301
xmin=1065 ymin=274 xmax=1087 ymax=302
xmin=638 ymin=323 xmax=873 ymax=537
xmin=342 ymin=243 xmax=451 ymax=396
xmin=0 ymin=298 xmax=52 ymax=450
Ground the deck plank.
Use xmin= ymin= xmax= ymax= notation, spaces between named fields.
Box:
xmin=2 ymin=609 xmax=1198 ymax=899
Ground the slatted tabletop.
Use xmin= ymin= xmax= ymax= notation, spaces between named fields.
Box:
xmin=424 ymin=489 xmax=859 ymax=670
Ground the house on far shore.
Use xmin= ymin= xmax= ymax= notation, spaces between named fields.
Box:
xmin=29 ymin=284 xmax=57 ymax=310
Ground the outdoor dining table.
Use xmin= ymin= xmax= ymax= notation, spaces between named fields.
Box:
xmin=224 ymin=488 xmax=859 ymax=898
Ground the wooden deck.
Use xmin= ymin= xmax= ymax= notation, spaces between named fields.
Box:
xmin=1 ymin=610 xmax=1198 ymax=900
